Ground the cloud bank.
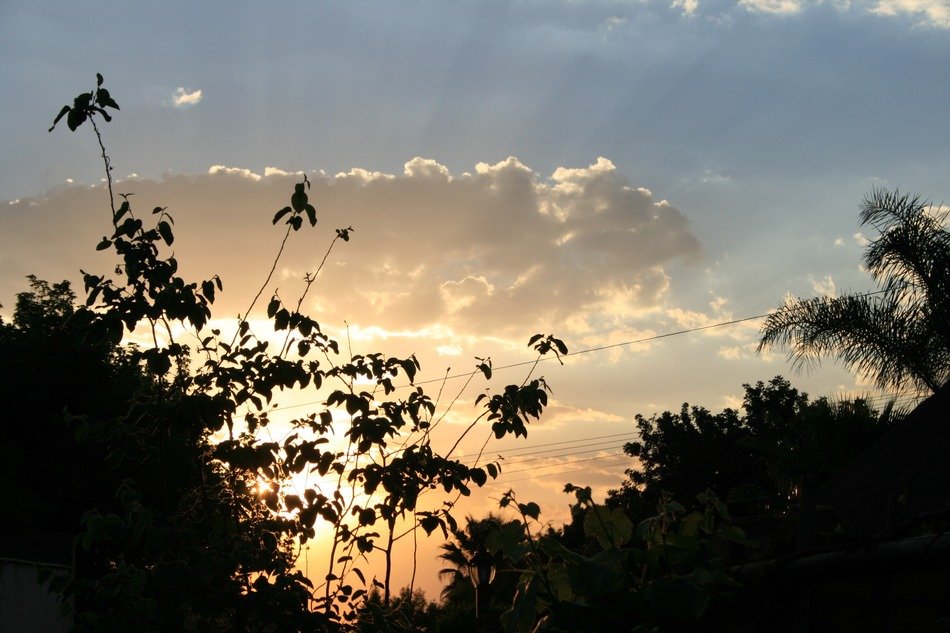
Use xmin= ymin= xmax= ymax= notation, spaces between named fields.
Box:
xmin=0 ymin=158 xmax=701 ymax=345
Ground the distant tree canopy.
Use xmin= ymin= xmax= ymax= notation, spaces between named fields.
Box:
xmin=759 ymin=188 xmax=950 ymax=393
xmin=607 ymin=377 xmax=896 ymax=530
xmin=0 ymin=276 xmax=145 ymax=534
xmin=356 ymin=587 xmax=441 ymax=633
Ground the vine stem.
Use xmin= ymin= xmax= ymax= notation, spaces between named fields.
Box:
xmin=409 ymin=509 xmax=419 ymax=597
xmin=89 ymin=117 xmax=116 ymax=219
xmin=279 ymin=229 xmax=349 ymax=358
xmin=230 ymin=224 xmax=293 ymax=348
xmin=444 ymin=410 xmax=490 ymax=460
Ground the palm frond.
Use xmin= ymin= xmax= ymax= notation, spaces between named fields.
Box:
xmin=759 ymin=291 xmax=944 ymax=393
xmin=760 ymin=187 xmax=950 ymax=394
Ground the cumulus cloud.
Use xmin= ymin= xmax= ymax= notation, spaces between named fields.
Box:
xmin=672 ymin=0 xmax=700 ymax=16
xmin=172 ymin=87 xmax=203 ymax=107
xmin=208 ymin=164 xmax=261 ymax=181
xmin=264 ymin=166 xmax=305 ymax=178
xmin=809 ymin=274 xmax=837 ymax=297
xmin=0 ymin=157 xmax=702 ymax=355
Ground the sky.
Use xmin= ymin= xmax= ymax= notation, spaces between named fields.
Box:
xmin=2 ymin=0 xmax=949 ymax=599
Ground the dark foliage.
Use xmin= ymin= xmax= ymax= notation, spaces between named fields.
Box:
xmin=4 ymin=74 xmax=566 ymax=631
xmin=607 ymin=377 xmax=896 ymax=534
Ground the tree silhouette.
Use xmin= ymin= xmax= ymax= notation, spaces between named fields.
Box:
xmin=0 ymin=277 xmax=144 ymax=537
xmin=608 ymin=377 xmax=895 ymax=528
xmin=355 ymin=586 xmax=440 ymax=633
xmin=435 ymin=514 xmax=523 ymax=632
xmin=28 ymin=74 xmax=563 ymax=630
xmin=759 ymin=188 xmax=950 ymax=393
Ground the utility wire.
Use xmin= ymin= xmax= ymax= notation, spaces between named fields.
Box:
xmin=452 ymin=430 xmax=637 ymax=461
xmin=484 ymin=457 xmax=634 ymax=487
xmin=462 ymin=444 xmax=631 ymax=470
xmin=459 ymin=433 xmax=640 ymax=464
xmin=269 ymin=312 xmax=770 ymax=413
xmin=493 ymin=449 xmax=629 ymax=477
xmin=265 ymin=289 xmax=892 ymax=414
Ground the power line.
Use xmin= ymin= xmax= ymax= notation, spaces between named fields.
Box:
xmin=467 ymin=443 xmax=632 ymax=471
xmin=453 ymin=431 xmax=637 ymax=461
xmin=267 ymin=289 xmax=891 ymax=414
xmin=485 ymin=457 xmax=633 ymax=487
xmin=494 ymin=449 xmax=629 ymax=477
xmin=267 ymin=313 xmax=771 ymax=414
xmin=457 ymin=435 xmax=638 ymax=465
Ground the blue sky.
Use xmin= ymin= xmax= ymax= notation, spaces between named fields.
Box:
xmin=2 ymin=0 xmax=948 ymax=594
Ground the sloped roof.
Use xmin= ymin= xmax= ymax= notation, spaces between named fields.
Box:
xmin=818 ymin=381 xmax=950 ymax=535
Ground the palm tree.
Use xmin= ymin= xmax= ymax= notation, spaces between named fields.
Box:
xmin=437 ymin=513 xmax=512 ymax=600
xmin=435 ymin=513 xmax=523 ymax=632
xmin=759 ymin=188 xmax=950 ymax=393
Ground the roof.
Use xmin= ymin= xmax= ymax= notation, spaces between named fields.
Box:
xmin=817 ymin=381 xmax=950 ymax=536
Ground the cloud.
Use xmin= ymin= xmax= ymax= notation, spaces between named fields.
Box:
xmin=719 ymin=339 xmax=779 ymax=362
xmin=172 ymin=87 xmax=203 ymax=107
xmin=925 ymin=202 xmax=950 ymax=218
xmin=809 ymin=274 xmax=837 ymax=297
xmin=730 ymin=0 xmax=950 ymax=26
xmin=207 ymin=164 xmax=261 ymax=181
xmin=738 ymin=0 xmax=804 ymax=14
xmin=700 ymin=169 xmax=732 ymax=185
xmin=572 ymin=326 xmax=662 ymax=363
xmin=869 ymin=0 xmax=950 ymax=27
xmin=528 ymin=400 xmax=627 ymax=429
xmin=601 ymin=16 xmax=628 ymax=30
xmin=671 ymin=0 xmax=700 ymax=16
xmin=264 ymin=166 xmax=305 ymax=178
xmin=664 ymin=294 xmax=754 ymax=340
xmin=0 ymin=157 xmax=702 ymax=359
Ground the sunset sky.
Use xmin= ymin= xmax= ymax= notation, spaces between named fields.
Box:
xmin=2 ymin=0 xmax=948 ymax=598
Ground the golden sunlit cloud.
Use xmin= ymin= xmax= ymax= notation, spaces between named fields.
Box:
xmin=0 ymin=157 xmax=702 ymax=352
xmin=0 ymin=155 xmax=765 ymax=469
xmin=809 ymin=274 xmax=837 ymax=298
xmin=208 ymin=164 xmax=261 ymax=180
